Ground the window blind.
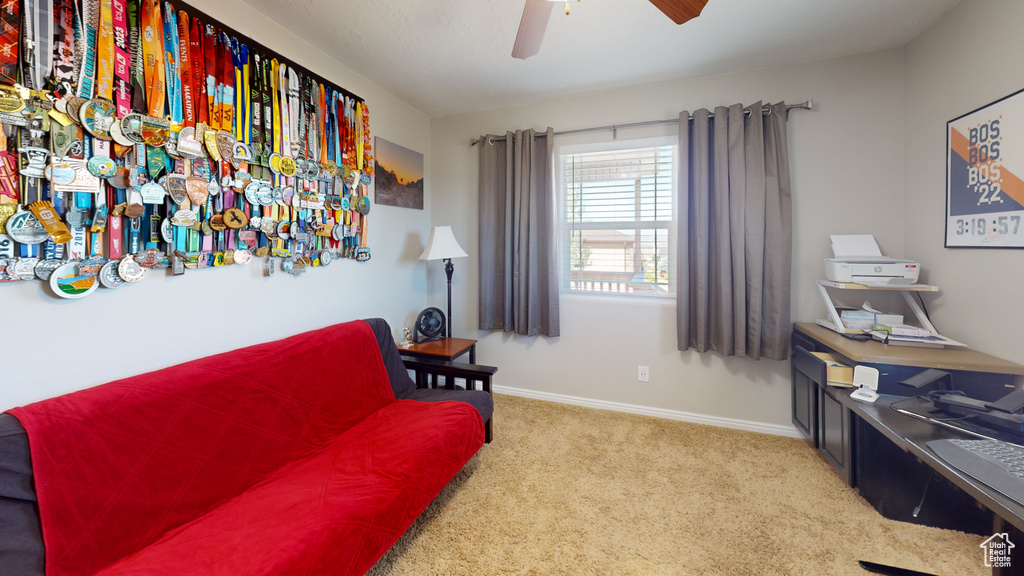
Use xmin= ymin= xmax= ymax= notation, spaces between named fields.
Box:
xmin=561 ymin=144 xmax=674 ymax=295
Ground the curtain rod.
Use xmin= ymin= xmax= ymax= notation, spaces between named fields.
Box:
xmin=469 ymin=100 xmax=813 ymax=146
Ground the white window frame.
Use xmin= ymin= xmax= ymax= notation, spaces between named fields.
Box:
xmin=555 ymin=135 xmax=678 ymax=299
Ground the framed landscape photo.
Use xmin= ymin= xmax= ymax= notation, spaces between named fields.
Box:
xmin=946 ymin=88 xmax=1024 ymax=248
xmin=374 ymin=137 xmax=424 ymax=210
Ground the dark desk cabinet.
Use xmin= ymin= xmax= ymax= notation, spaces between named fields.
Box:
xmin=790 ymin=322 xmax=1024 ymax=575
xmin=791 ymin=339 xmax=855 ymax=486
xmin=818 ymin=384 xmax=854 ymax=486
xmin=791 ymin=345 xmax=819 ymax=447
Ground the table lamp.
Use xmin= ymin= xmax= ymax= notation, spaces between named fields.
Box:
xmin=419 ymin=226 xmax=468 ymax=338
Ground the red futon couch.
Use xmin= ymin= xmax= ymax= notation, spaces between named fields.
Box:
xmin=0 ymin=318 xmax=493 ymax=576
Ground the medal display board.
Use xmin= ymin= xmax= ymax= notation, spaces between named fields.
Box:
xmin=0 ymin=0 xmax=375 ymax=299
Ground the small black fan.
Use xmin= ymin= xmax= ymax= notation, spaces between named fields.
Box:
xmin=415 ymin=307 xmax=447 ymax=343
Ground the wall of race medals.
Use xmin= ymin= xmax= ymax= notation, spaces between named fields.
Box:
xmin=0 ymin=0 xmax=375 ymax=299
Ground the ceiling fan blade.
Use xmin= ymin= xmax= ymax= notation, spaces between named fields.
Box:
xmin=512 ymin=0 xmax=555 ymax=60
xmin=648 ymin=0 xmax=709 ymax=25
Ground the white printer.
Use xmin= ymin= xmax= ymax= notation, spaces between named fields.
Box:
xmin=825 ymin=235 xmax=920 ymax=285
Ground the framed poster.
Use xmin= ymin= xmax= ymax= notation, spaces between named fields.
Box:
xmin=374 ymin=137 xmax=424 ymax=210
xmin=946 ymin=88 xmax=1024 ymax=247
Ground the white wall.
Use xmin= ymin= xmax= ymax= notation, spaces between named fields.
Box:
xmin=903 ymin=0 xmax=1024 ymax=364
xmin=429 ymin=49 xmax=907 ymax=430
xmin=0 ymin=0 xmax=433 ymax=411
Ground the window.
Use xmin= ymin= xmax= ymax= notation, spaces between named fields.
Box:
xmin=559 ymin=138 xmax=675 ymax=296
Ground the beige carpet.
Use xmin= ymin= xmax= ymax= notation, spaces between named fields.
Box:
xmin=367 ymin=394 xmax=987 ymax=576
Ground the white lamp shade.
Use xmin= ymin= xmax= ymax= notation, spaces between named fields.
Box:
xmin=419 ymin=226 xmax=468 ymax=260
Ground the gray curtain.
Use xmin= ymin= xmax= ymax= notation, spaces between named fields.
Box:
xmin=478 ymin=128 xmax=560 ymax=337
xmin=677 ymin=102 xmax=792 ymax=360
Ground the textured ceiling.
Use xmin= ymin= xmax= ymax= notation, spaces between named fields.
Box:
xmin=239 ymin=0 xmax=960 ymax=118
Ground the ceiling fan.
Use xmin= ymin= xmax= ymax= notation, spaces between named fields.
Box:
xmin=512 ymin=0 xmax=710 ymax=59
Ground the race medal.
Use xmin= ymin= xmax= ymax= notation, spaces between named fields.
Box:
xmin=357 ymin=196 xmax=371 ymax=215
xmin=9 ymin=258 xmax=39 ymax=281
xmin=256 ymin=185 xmax=274 ymax=206
xmin=160 ymin=218 xmax=173 ymax=242
xmin=34 ymin=259 xmax=65 ymax=281
xmin=124 ymin=202 xmax=145 ymax=219
xmin=268 ymin=152 xmax=282 ymax=174
xmin=281 ymin=256 xmax=294 ymax=274
xmin=243 ymin=183 xmax=259 ymax=206
xmin=199 ymin=218 xmax=212 ymax=235
xmin=20 ymin=148 xmax=50 ymax=179
xmin=186 ymin=177 xmax=209 ymax=205
xmin=98 ymin=260 xmax=125 ymax=288
xmin=0 ymin=204 xmax=15 ymax=233
xmin=51 ymin=122 xmax=80 ymax=156
xmin=50 ymin=261 xmax=100 ymax=299
xmin=212 ymin=251 xmax=224 ymax=266
xmin=223 ymin=207 xmax=248 ymax=229
xmin=87 ymin=156 xmax=118 ymax=178
xmin=279 ymin=156 xmax=297 ymax=177
xmin=140 ymin=182 xmax=166 ymax=204
xmin=209 ymin=213 xmax=226 ymax=231
xmin=222 ymin=249 xmax=235 ymax=265
xmin=108 ymin=119 xmax=134 ymax=146
xmin=79 ymin=257 xmax=106 ymax=277
xmin=306 ymin=159 xmax=320 ymax=179
xmin=108 ymin=167 xmax=131 ymax=189
xmin=135 ymin=248 xmax=164 ymax=268
xmin=0 ymin=85 xmax=28 ymax=126
xmin=260 ymin=219 xmax=277 ymax=237
xmin=325 ymin=195 xmax=342 ymax=211
xmin=6 ymin=210 xmax=49 ymax=244
xmin=80 ymin=99 xmax=119 ymax=140
xmin=248 ymin=216 xmax=262 ymax=230
xmin=276 ymin=186 xmax=288 ymax=206
xmin=232 ymin=141 xmax=253 ymax=165
xmin=0 ymin=258 xmax=16 ymax=282
xmin=65 ymin=96 xmax=87 ymax=124
xmin=276 ymin=221 xmax=291 ymax=240
xmin=254 ymin=246 xmax=269 ymax=257
xmin=140 ymin=116 xmax=171 ymax=146
xmin=117 ymin=254 xmax=146 ymax=282
xmin=176 ymin=126 xmax=205 ymax=158
xmin=319 ymin=249 xmax=332 ymax=267
xmin=204 ymin=129 xmax=220 ymax=160
xmin=234 ymin=171 xmax=252 ymax=190
xmin=166 ymin=175 xmax=188 ymax=205
xmin=164 ymin=132 xmax=181 ymax=159
xmin=171 ymin=209 xmax=197 ymax=227
xmin=207 ymin=178 xmax=221 ymax=197
xmin=46 ymin=158 xmax=74 ymax=183
xmin=215 ymin=131 xmax=237 ymax=168
xmin=234 ymin=249 xmax=252 ymax=264
xmin=28 ymin=201 xmax=72 ymax=243
xmin=340 ymin=196 xmax=351 ymax=211
xmin=119 ymin=113 xmax=146 ymax=144
xmin=294 ymin=156 xmax=307 ymax=176
xmin=238 ymin=230 xmax=257 ymax=249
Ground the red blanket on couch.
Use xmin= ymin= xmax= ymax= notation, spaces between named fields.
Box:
xmin=9 ymin=321 xmax=484 ymax=576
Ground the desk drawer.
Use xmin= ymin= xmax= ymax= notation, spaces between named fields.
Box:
xmin=793 ymin=345 xmax=828 ymax=387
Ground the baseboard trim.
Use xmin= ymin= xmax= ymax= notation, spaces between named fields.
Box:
xmin=492 ymin=385 xmax=803 ymax=439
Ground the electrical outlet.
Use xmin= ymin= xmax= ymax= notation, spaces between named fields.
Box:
xmin=638 ymin=365 xmax=650 ymax=383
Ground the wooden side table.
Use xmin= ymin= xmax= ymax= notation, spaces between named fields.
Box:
xmin=400 ymin=338 xmax=477 ymax=388
xmin=400 ymin=338 xmax=477 ymax=364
